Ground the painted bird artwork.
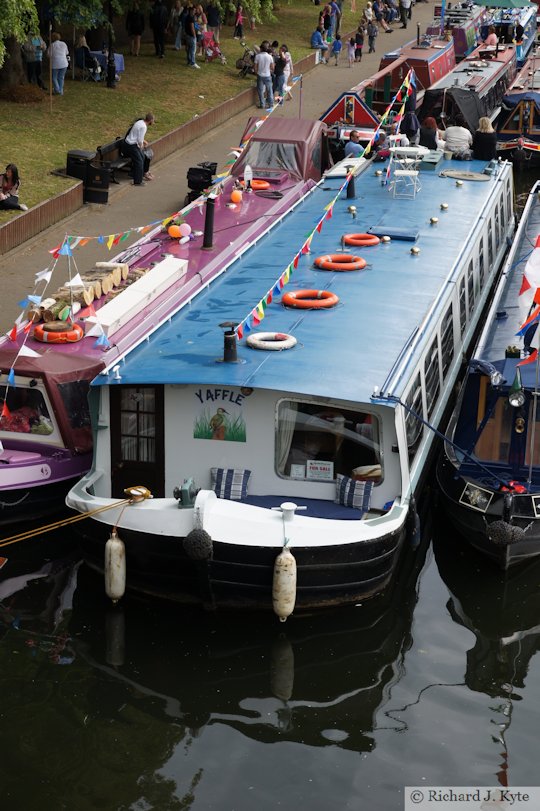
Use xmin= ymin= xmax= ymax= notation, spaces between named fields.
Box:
xmin=210 ymin=407 xmax=229 ymax=440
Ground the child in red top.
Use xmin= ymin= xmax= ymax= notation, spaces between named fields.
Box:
xmin=233 ymin=5 xmax=244 ymax=38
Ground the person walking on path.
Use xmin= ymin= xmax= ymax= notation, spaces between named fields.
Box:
xmin=122 ymin=113 xmax=155 ymax=186
xmin=399 ymin=0 xmax=411 ymax=28
xmin=331 ymin=34 xmax=342 ymax=65
xmin=367 ymin=19 xmax=378 ymax=53
xmin=150 ymin=0 xmax=168 ymax=57
xmin=254 ymin=40 xmax=274 ymax=109
xmin=355 ymin=25 xmax=364 ymax=61
xmin=48 ymin=33 xmax=69 ymax=95
xmin=280 ymin=43 xmax=293 ymax=99
xmin=347 ymin=37 xmax=356 ymax=67
xmin=126 ymin=2 xmax=145 ymax=55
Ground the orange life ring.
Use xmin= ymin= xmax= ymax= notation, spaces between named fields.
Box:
xmin=281 ymin=289 xmax=339 ymax=309
xmin=240 ymin=178 xmax=271 ymax=190
xmin=314 ymin=253 xmax=367 ymax=272
xmin=343 ymin=233 xmax=380 ymax=247
xmin=34 ymin=323 xmax=84 ymax=344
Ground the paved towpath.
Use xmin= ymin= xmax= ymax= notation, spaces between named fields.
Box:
xmin=0 ymin=2 xmax=436 ymax=332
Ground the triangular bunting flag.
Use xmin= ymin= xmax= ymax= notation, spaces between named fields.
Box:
xmin=36 ymin=268 xmax=53 ymax=283
xmin=107 ymin=235 xmax=115 ymax=250
xmin=7 ymin=369 xmax=15 ymax=386
xmin=517 ymin=349 xmax=538 ymax=366
xmin=23 ymin=321 xmax=33 ymax=334
xmin=65 ymin=273 xmax=84 ymax=288
xmin=8 ymin=325 xmax=17 ymax=341
xmin=236 ymin=324 xmax=244 ymax=340
xmin=58 ymin=242 xmax=73 ymax=256
xmin=1 ymin=402 xmax=10 ymax=419
xmin=18 ymin=345 xmax=41 ymax=357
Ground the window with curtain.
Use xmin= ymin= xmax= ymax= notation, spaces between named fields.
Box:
xmin=275 ymin=400 xmax=382 ymax=482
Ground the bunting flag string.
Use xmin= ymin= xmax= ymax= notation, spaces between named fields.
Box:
xmin=232 ymin=69 xmax=416 ymax=339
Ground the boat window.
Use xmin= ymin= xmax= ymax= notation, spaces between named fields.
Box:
xmin=488 ymin=221 xmax=493 ymax=266
xmin=275 ymin=400 xmax=382 ymax=482
xmin=500 ymin=107 xmax=521 ymax=134
xmin=467 ymin=260 xmax=475 ymax=314
xmin=459 ymin=276 xmax=467 ymax=335
xmin=440 ymin=304 xmax=454 ymax=378
xmin=531 ymin=103 xmax=540 ymax=134
xmin=118 ymin=387 xmax=157 ymax=463
xmin=57 ymin=381 xmax=92 ymax=453
xmin=479 ymin=244 xmax=485 ymax=287
xmin=495 ymin=205 xmax=501 ymax=250
xmin=506 ymin=186 xmax=512 ymax=225
xmin=405 ymin=373 xmax=423 ymax=458
xmin=0 ymin=383 xmax=54 ymax=436
xmin=424 ymin=338 xmax=441 ymax=419
xmin=237 ymin=141 xmax=300 ymax=178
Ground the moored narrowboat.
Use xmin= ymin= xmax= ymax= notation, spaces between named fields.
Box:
xmin=66 ymin=113 xmax=515 ymax=616
xmin=437 ymin=180 xmax=540 ymax=569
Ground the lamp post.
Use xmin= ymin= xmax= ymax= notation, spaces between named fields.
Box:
xmin=106 ymin=0 xmax=116 ymax=88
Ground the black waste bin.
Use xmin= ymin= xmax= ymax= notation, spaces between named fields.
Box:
xmin=66 ymin=149 xmax=96 ymax=181
xmin=84 ymin=163 xmax=110 ymax=204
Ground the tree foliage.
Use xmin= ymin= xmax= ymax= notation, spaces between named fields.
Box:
xmin=0 ymin=0 xmax=39 ymax=68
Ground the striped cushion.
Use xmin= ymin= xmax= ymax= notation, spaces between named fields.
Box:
xmin=335 ymin=475 xmax=373 ymax=511
xmin=211 ymin=468 xmax=251 ymax=500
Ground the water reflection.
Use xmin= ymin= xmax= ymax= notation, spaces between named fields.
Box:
xmin=0 ymin=528 xmax=429 ymax=808
xmin=434 ymin=531 xmax=540 ymax=788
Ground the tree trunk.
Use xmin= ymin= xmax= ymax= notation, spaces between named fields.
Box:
xmin=0 ymin=37 xmax=27 ymax=90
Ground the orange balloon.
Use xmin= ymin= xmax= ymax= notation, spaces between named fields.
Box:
xmin=168 ymin=224 xmax=182 ymax=238
xmin=230 ymin=189 xmax=243 ymax=204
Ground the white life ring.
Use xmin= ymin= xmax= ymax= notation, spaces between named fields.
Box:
xmin=246 ymin=331 xmax=297 ymax=351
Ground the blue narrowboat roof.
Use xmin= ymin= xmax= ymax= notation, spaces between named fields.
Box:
xmin=98 ymin=157 xmax=506 ymax=403
xmin=478 ymin=181 xmax=540 ymax=389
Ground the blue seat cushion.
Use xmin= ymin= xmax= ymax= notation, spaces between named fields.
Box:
xmin=243 ymin=495 xmax=365 ymax=519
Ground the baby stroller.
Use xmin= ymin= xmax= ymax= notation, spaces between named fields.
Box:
xmin=236 ymin=41 xmax=259 ymax=77
xmin=202 ymin=32 xmax=226 ymax=64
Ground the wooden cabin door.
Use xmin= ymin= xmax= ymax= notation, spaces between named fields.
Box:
xmin=110 ymin=386 xmax=165 ymax=498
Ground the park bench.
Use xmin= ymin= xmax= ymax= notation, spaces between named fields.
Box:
xmin=96 ymin=138 xmax=131 ymax=184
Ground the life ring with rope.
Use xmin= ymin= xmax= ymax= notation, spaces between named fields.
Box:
xmin=343 ymin=233 xmax=380 ymax=247
xmin=246 ymin=332 xmax=297 ymax=350
xmin=314 ymin=254 xmax=367 ymax=272
xmin=281 ymin=289 xmax=339 ymax=309
xmin=34 ymin=321 xmax=84 ymax=344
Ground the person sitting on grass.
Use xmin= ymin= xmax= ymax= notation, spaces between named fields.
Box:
xmin=0 ymin=164 xmax=28 ymax=211
xmin=311 ymin=25 xmax=329 ymax=61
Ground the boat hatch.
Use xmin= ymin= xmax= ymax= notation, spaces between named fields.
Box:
xmin=455 ymin=374 xmax=540 ymax=486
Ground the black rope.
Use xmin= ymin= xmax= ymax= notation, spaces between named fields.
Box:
xmin=384 ymin=395 xmax=511 ymax=489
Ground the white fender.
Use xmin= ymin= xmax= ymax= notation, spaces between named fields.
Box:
xmin=272 ymin=547 xmax=297 ymax=622
xmin=104 ymin=529 xmax=126 ymax=603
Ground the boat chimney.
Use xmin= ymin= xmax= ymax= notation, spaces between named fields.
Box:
xmin=219 ymin=322 xmax=238 ymax=362
xmin=417 ymin=23 xmax=420 ymax=46
xmin=202 ymin=192 xmax=216 ymax=250
xmin=346 ymin=166 xmax=356 ymax=198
